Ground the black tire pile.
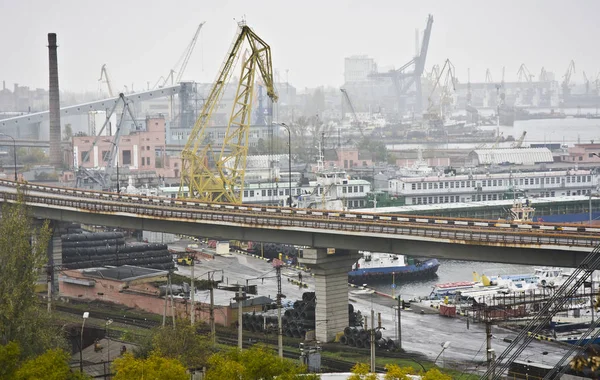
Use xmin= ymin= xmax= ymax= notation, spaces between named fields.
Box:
xmin=242 ymin=292 xmax=361 ymax=339
xmin=339 ymin=326 xmax=399 ymax=351
xmin=62 ymin=232 xmax=175 ymax=270
xmin=248 ymin=243 xmax=298 ymax=259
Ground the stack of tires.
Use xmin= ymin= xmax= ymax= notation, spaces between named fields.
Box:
xmin=247 ymin=243 xmax=298 ymax=260
xmin=339 ymin=326 xmax=398 ymax=351
xmin=242 ymin=292 xmax=360 ymax=340
xmin=62 ymin=232 xmax=175 ymax=271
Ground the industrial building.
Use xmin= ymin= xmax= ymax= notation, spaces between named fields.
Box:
xmin=467 ymin=148 xmax=554 ymax=166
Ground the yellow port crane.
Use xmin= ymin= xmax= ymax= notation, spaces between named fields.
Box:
xmin=179 ymin=22 xmax=277 ymax=203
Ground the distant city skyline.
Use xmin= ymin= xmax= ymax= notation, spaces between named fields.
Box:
xmin=1 ymin=0 xmax=599 ymax=93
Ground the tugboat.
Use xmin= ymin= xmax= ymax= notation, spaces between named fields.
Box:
xmin=348 ymin=252 xmax=440 ymax=284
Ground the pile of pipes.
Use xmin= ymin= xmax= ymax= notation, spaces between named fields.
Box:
xmin=242 ymin=292 xmax=361 ymax=339
xmin=62 ymin=232 xmax=175 ymax=270
xmin=339 ymin=326 xmax=398 ymax=351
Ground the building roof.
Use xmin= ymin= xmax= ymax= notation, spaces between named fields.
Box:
xmin=81 ymin=265 xmax=168 ymax=282
xmin=469 ymin=148 xmax=553 ymax=165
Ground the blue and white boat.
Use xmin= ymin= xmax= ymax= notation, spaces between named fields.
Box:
xmin=348 ymin=252 xmax=440 ymax=284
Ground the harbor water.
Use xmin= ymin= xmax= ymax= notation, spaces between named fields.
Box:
xmin=387 ymin=115 xmax=600 ymax=151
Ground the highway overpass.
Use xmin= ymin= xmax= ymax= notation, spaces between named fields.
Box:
xmin=0 ymin=180 xmax=598 ymax=267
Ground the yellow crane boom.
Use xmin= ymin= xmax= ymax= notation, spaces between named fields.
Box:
xmin=179 ymin=22 xmax=277 ymax=203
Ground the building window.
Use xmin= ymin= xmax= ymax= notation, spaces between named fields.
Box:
xmin=81 ymin=151 xmax=90 ymax=163
xmin=250 ymin=190 xmax=254 ymax=197
xmin=450 ymin=182 xmax=454 ymax=188
xmin=354 ymin=186 xmax=358 ymax=193
xmin=360 ymin=185 xmax=364 ymax=192
xmin=122 ymin=150 xmax=131 ymax=165
xmin=262 ymin=190 xmax=266 ymax=196
xmin=348 ymin=186 xmax=353 ymax=193
xmin=244 ymin=190 xmax=248 ymax=197
xmin=343 ymin=187 xmax=347 ymax=193
xmin=412 ymin=184 xmax=416 ymax=190
xmin=141 ymin=157 xmax=145 ymax=166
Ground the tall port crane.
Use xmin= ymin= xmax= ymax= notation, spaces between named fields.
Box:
xmin=511 ymin=131 xmax=527 ymax=148
xmin=370 ymin=14 xmax=433 ymax=116
xmin=340 ymin=88 xmax=364 ymax=137
xmin=425 ymin=59 xmax=456 ymax=120
xmin=154 ymin=22 xmax=206 ymax=89
xmin=98 ymin=64 xmax=114 ymax=97
xmin=562 ymin=60 xmax=576 ymax=97
xmin=583 ymin=71 xmax=591 ymax=94
xmin=516 ymin=64 xmax=534 ymax=83
xmin=179 ymin=22 xmax=277 ymax=203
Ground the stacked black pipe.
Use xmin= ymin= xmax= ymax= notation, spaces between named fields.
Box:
xmin=62 ymin=232 xmax=174 ymax=270
xmin=242 ymin=292 xmax=361 ymax=339
xmin=247 ymin=243 xmax=298 ymax=260
xmin=339 ymin=325 xmax=398 ymax=351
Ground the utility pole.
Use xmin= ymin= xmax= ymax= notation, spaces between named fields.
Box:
xmin=397 ymin=296 xmax=402 ymax=349
xmin=210 ymin=283 xmax=215 ymax=345
xmin=169 ymin=273 xmax=176 ymax=329
xmin=486 ymin=313 xmax=493 ymax=380
xmin=235 ymin=287 xmax=248 ymax=350
xmin=276 ymin=264 xmax=284 ymax=358
xmin=47 ymin=265 xmax=52 ymax=313
xmin=370 ymin=309 xmax=376 ymax=373
xmin=190 ymin=257 xmax=195 ymax=325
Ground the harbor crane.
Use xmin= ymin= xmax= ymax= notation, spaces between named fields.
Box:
xmin=370 ymin=14 xmax=433 ymax=116
xmin=340 ymin=88 xmax=365 ymax=137
xmin=511 ymin=131 xmax=527 ymax=148
xmin=425 ymin=59 xmax=456 ymax=121
xmin=516 ymin=64 xmax=534 ymax=83
xmin=98 ymin=64 xmax=114 ymax=98
xmin=179 ymin=21 xmax=277 ymax=203
xmin=583 ymin=71 xmax=591 ymax=94
xmin=75 ymin=93 xmax=140 ymax=190
xmin=562 ymin=60 xmax=576 ymax=97
xmin=154 ymin=21 xmax=206 ymax=89
xmin=490 ymin=132 xmax=504 ymax=149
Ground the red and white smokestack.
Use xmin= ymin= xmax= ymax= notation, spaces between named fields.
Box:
xmin=48 ymin=33 xmax=62 ymax=168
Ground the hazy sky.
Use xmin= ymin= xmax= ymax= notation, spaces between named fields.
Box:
xmin=2 ymin=0 xmax=599 ymax=93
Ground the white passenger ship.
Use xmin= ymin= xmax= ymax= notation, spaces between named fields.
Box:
xmin=387 ymin=169 xmax=598 ymax=206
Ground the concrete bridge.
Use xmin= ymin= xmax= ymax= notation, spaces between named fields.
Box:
xmin=4 ymin=179 xmax=599 ymax=342
xmin=1 ymin=179 xmax=598 ymax=267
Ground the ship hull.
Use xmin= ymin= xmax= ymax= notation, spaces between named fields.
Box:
xmin=348 ymin=259 xmax=440 ymax=284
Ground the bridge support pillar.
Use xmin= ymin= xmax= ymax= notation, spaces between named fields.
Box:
xmin=298 ymin=248 xmax=360 ymax=342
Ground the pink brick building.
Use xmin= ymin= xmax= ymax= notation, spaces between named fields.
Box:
xmin=563 ymin=144 xmax=600 ymax=163
xmin=59 ymin=266 xmax=233 ymax=327
xmin=72 ymin=116 xmax=181 ymax=178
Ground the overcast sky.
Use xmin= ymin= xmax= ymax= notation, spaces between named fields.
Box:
xmin=1 ymin=0 xmax=599 ymax=93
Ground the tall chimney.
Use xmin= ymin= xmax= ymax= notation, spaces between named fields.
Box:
xmin=48 ymin=33 xmax=62 ymax=168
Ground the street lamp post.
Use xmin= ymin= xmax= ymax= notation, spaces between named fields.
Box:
xmin=80 ymin=312 xmax=89 ymax=373
xmin=105 ymin=319 xmax=113 ymax=371
xmin=273 ymin=123 xmax=292 ymax=207
xmin=0 ymin=133 xmax=17 ymax=181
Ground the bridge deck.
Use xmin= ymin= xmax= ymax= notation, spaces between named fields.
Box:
xmin=0 ymin=180 xmax=598 ymax=267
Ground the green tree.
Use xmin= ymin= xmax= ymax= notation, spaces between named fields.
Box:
xmin=112 ymin=352 xmax=188 ymax=380
xmin=0 ymin=341 xmax=21 ymax=380
xmin=0 ymin=192 xmax=65 ymax=356
xmin=356 ymin=138 xmax=388 ymax=163
xmin=205 ymin=345 xmax=319 ymax=380
xmin=348 ymin=362 xmax=377 ymax=380
xmin=421 ymin=368 xmax=452 ymax=380
xmin=151 ymin=323 xmax=213 ymax=369
xmin=13 ymin=349 xmax=89 ymax=380
xmin=384 ymin=364 xmax=415 ymax=380
xmin=63 ymin=123 xmax=73 ymax=141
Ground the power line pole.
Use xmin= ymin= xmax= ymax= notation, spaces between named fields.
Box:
xmin=276 ymin=264 xmax=284 ymax=358
xmin=235 ymin=287 xmax=247 ymax=350
xmin=370 ymin=309 xmax=376 ymax=373
xmin=397 ymin=296 xmax=402 ymax=349
xmin=210 ymin=283 xmax=215 ymax=346
xmin=190 ymin=257 xmax=195 ymax=325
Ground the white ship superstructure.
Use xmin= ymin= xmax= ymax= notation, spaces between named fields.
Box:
xmin=388 ymin=169 xmax=598 ymax=205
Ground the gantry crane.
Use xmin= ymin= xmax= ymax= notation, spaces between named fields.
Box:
xmin=562 ymin=60 xmax=576 ymax=97
xmin=340 ymin=88 xmax=364 ymax=137
xmin=511 ymin=131 xmax=527 ymax=148
xmin=425 ymin=59 xmax=456 ymax=121
xmin=370 ymin=14 xmax=433 ymax=116
xmin=154 ymin=22 xmax=206 ymax=89
xmin=179 ymin=22 xmax=277 ymax=203
xmin=98 ymin=64 xmax=114 ymax=98
xmin=516 ymin=64 xmax=534 ymax=83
